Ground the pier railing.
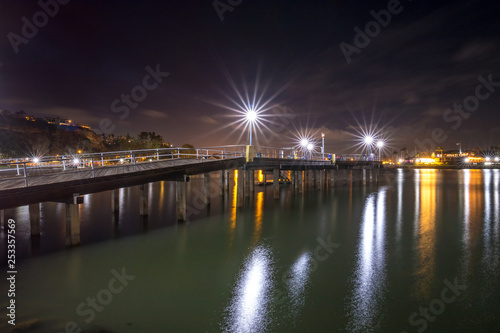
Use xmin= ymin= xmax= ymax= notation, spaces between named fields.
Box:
xmin=0 ymin=145 xmax=335 ymax=187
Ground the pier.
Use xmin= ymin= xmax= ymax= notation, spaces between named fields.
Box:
xmin=0 ymin=145 xmax=381 ymax=245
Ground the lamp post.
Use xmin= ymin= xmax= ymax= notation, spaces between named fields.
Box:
xmin=300 ymin=139 xmax=308 ymax=159
xmin=457 ymin=142 xmax=462 ymax=155
xmin=377 ymin=140 xmax=384 ymax=161
xmin=246 ymin=110 xmax=257 ymax=145
xmin=307 ymin=143 xmax=313 ymax=160
xmin=364 ymin=136 xmax=373 ymax=159
xmin=321 ymin=133 xmax=325 ymax=159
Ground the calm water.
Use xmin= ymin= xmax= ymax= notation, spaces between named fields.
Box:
xmin=0 ymin=169 xmax=499 ymax=332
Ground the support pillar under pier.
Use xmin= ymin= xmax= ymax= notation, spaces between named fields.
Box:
xmin=65 ymin=202 xmax=80 ymax=246
xmin=237 ymin=169 xmax=244 ymax=207
xmin=140 ymin=184 xmax=148 ymax=216
xmin=330 ymin=169 xmax=335 ymax=187
xmin=219 ymin=170 xmax=224 ymax=196
xmin=244 ymin=170 xmax=250 ymax=198
xmin=176 ymin=181 xmax=187 ymax=221
xmin=320 ymin=170 xmax=325 ymax=190
xmin=362 ymin=169 xmax=366 ymax=186
xmin=224 ymin=170 xmax=229 ymax=192
xmin=273 ymin=169 xmax=280 ymax=199
xmin=29 ymin=203 xmax=40 ymax=236
xmin=204 ymin=173 xmax=211 ymax=206
xmin=249 ymin=170 xmax=254 ymax=195
xmin=299 ymin=170 xmax=304 ymax=194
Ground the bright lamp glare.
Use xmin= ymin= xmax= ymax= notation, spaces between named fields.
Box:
xmin=73 ymin=158 xmax=80 ymax=164
xmin=246 ymin=110 xmax=257 ymax=122
xmin=364 ymin=136 xmax=373 ymax=144
xmin=495 ymin=157 xmax=499 ymax=162
xmin=307 ymin=143 xmax=313 ymax=151
xmin=300 ymin=139 xmax=308 ymax=147
xmin=485 ymin=157 xmax=491 ymax=162
xmin=33 ymin=158 xmax=40 ymax=163
xmin=377 ymin=140 xmax=384 ymax=148
xmin=464 ymin=158 xmax=469 ymax=163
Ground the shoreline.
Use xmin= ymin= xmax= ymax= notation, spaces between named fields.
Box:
xmin=385 ymin=165 xmax=500 ymax=170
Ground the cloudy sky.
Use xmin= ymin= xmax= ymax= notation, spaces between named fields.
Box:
xmin=1 ymin=0 xmax=499 ymax=154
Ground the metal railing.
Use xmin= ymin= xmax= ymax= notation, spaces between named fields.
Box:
xmin=0 ymin=145 xmax=335 ymax=187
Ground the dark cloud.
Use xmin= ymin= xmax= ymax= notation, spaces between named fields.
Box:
xmin=0 ymin=0 xmax=499 ymax=152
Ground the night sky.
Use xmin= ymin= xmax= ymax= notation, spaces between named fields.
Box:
xmin=1 ymin=0 xmax=499 ymax=154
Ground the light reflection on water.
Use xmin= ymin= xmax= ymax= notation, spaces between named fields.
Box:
xmin=348 ymin=189 xmax=387 ymax=332
xmin=416 ymin=169 xmax=437 ymax=297
xmin=287 ymin=252 xmax=311 ymax=319
xmin=222 ymin=246 xmax=273 ymax=333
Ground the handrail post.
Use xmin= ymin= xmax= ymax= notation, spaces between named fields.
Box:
xmin=177 ymin=149 xmax=180 ymax=159
xmin=156 ymin=149 xmax=159 ymax=160
xmin=101 ymin=153 xmax=104 ymax=166
xmin=16 ymin=162 xmax=20 ymax=176
xmin=63 ymin=156 xmax=66 ymax=170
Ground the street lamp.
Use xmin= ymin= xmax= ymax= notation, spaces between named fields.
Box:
xmin=300 ymin=138 xmax=308 ymax=158
xmin=307 ymin=143 xmax=313 ymax=160
xmin=246 ymin=110 xmax=257 ymax=145
xmin=364 ymin=136 xmax=373 ymax=158
xmin=321 ymin=133 xmax=325 ymax=159
xmin=377 ymin=140 xmax=384 ymax=161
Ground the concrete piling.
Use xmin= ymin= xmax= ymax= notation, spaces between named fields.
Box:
xmin=29 ymin=203 xmax=40 ymax=236
xmin=237 ymin=169 xmax=244 ymax=207
xmin=273 ymin=169 xmax=280 ymax=199
xmin=219 ymin=170 xmax=224 ymax=196
xmin=65 ymin=201 xmax=80 ymax=246
xmin=204 ymin=173 xmax=211 ymax=206
xmin=176 ymin=181 xmax=187 ymax=221
xmin=139 ymin=184 xmax=148 ymax=216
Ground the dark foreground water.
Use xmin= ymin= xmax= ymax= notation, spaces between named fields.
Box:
xmin=1 ymin=169 xmax=499 ymax=332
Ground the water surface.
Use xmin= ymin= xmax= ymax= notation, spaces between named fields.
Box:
xmin=1 ymin=169 xmax=499 ymax=332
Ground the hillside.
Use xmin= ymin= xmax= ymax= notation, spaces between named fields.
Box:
xmin=0 ymin=114 xmax=105 ymax=158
